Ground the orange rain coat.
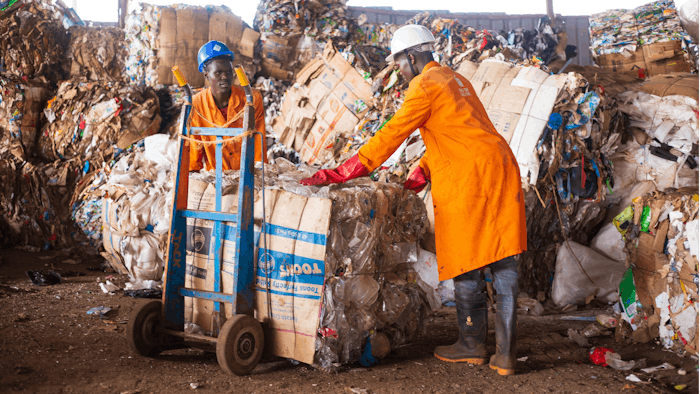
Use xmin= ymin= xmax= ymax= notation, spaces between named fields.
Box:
xmin=358 ymin=61 xmax=527 ymax=281
xmin=189 ymin=86 xmax=267 ymax=172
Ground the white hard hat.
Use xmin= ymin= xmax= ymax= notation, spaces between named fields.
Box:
xmin=386 ymin=24 xmax=437 ymax=63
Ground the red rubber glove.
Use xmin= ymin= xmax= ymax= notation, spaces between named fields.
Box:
xmin=403 ymin=166 xmax=429 ymax=193
xmin=299 ymin=155 xmax=369 ymax=186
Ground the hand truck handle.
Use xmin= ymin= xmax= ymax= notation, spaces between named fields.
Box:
xmin=171 ymin=65 xmax=193 ymax=104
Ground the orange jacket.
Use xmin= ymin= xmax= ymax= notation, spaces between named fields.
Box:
xmin=188 ymin=86 xmax=267 ymax=172
xmin=358 ymin=61 xmax=527 ymax=281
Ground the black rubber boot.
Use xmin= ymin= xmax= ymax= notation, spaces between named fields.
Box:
xmin=489 ymin=294 xmax=516 ymax=375
xmin=434 ymin=291 xmax=487 ymax=364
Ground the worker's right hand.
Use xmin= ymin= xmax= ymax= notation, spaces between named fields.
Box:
xmin=299 ymin=155 xmax=369 ymax=186
xmin=403 ymin=166 xmax=429 ymax=193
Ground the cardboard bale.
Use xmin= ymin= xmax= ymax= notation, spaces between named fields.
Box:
xmin=239 ymin=28 xmax=260 ymax=58
xmin=595 ymin=41 xmax=691 ymax=78
xmin=634 ymin=73 xmax=698 ymax=98
xmin=68 ymin=26 xmax=126 ymax=82
xmin=0 ymin=158 xmax=84 ymax=250
xmin=590 ymin=1 xmax=696 ymax=76
xmin=126 ymin=4 xmax=259 ymax=88
xmin=37 ymin=81 xmax=161 ymax=169
xmin=0 ymin=2 xmax=70 ymax=85
xmin=0 ymin=76 xmax=50 ymax=160
xmin=261 ymin=34 xmax=291 ymax=64
xmin=621 ymin=188 xmax=699 ymax=352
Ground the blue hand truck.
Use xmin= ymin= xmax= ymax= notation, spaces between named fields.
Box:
xmin=127 ymin=65 xmax=265 ymax=376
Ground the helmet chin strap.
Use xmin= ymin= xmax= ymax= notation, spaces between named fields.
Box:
xmin=403 ymin=49 xmax=418 ymax=78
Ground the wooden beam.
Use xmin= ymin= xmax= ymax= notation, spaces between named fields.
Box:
xmin=118 ymin=0 xmax=129 ymax=29
xmin=546 ymin=0 xmax=554 ymax=20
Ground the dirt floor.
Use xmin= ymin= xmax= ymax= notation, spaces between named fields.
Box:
xmin=0 ymin=247 xmax=697 ymax=394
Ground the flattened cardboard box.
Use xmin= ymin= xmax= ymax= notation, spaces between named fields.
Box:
xmin=299 ymin=118 xmax=335 ymax=165
xmin=316 ymin=92 xmax=360 ymax=136
xmin=262 ymin=59 xmax=294 ymax=82
xmin=635 ymin=73 xmax=698 ymax=98
xmin=185 ymin=186 xmax=332 ymax=364
xmin=595 ymin=41 xmax=692 ymax=77
xmin=239 ymin=28 xmax=261 ymax=59
xmin=262 ymin=34 xmax=291 ymax=64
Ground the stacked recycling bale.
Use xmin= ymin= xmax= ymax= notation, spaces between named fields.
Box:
xmin=125 ymin=3 xmax=260 ymax=88
xmin=0 ymin=1 xmax=70 ymax=85
xmin=0 ymin=156 xmax=86 ymax=250
xmin=405 ymin=12 xmax=568 ymax=69
xmin=37 ymin=81 xmax=162 ymax=171
xmin=267 ymin=161 xmax=433 ymax=369
xmin=272 ymin=42 xmax=407 ymax=170
xmin=611 ymin=189 xmax=698 ymax=354
xmin=0 ymin=2 xmax=171 ymax=251
xmin=589 ymin=0 xmax=696 ymax=76
xmin=0 ymin=76 xmax=51 ymax=161
xmin=600 ymin=74 xmax=699 ymax=228
xmin=67 ymin=25 xmax=126 ymax=82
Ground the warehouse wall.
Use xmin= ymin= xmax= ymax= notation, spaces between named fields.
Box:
xmin=348 ymin=6 xmax=593 ymax=66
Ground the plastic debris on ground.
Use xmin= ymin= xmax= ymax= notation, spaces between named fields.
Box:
xmin=626 ymin=374 xmax=643 ymax=382
xmin=590 ymin=346 xmax=616 ymax=366
xmin=123 ymin=288 xmax=163 ymax=299
xmin=641 ymin=362 xmax=676 ymax=373
xmin=26 ymin=270 xmax=61 ymax=286
xmin=589 ymin=1 xmax=696 ymax=76
xmin=86 ymin=306 xmax=111 ymax=317
xmin=99 ymin=280 xmax=119 ymax=293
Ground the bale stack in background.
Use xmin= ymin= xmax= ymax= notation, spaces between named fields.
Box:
xmin=125 ymin=4 xmax=260 ymax=88
xmin=0 ymin=1 xmax=70 ymax=85
xmin=67 ymin=25 xmax=126 ymax=82
xmin=589 ymin=0 xmax=696 ymax=77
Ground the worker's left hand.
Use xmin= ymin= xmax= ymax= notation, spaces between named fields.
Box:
xmin=300 ymin=155 xmax=369 ymax=186
xmin=403 ymin=166 xmax=429 ymax=193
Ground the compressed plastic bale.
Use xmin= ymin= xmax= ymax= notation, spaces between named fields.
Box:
xmin=346 ymin=275 xmax=380 ymax=309
xmin=589 ymin=223 xmax=627 ymax=263
xmin=551 ymin=241 xmax=627 ymax=307
xmin=413 ymin=248 xmax=439 ymax=290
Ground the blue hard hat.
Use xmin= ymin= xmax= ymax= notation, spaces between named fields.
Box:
xmin=197 ymin=40 xmax=234 ymax=72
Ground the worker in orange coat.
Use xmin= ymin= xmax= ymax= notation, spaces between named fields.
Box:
xmin=300 ymin=25 xmax=527 ymax=375
xmin=189 ymin=40 xmax=266 ymax=172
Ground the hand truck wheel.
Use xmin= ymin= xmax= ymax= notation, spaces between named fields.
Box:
xmin=127 ymin=300 xmax=169 ymax=357
xmin=216 ymin=315 xmax=264 ymax=375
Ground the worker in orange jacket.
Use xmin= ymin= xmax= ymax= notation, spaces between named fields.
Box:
xmin=189 ymin=40 xmax=266 ymax=172
xmin=300 ymin=25 xmax=527 ymax=375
